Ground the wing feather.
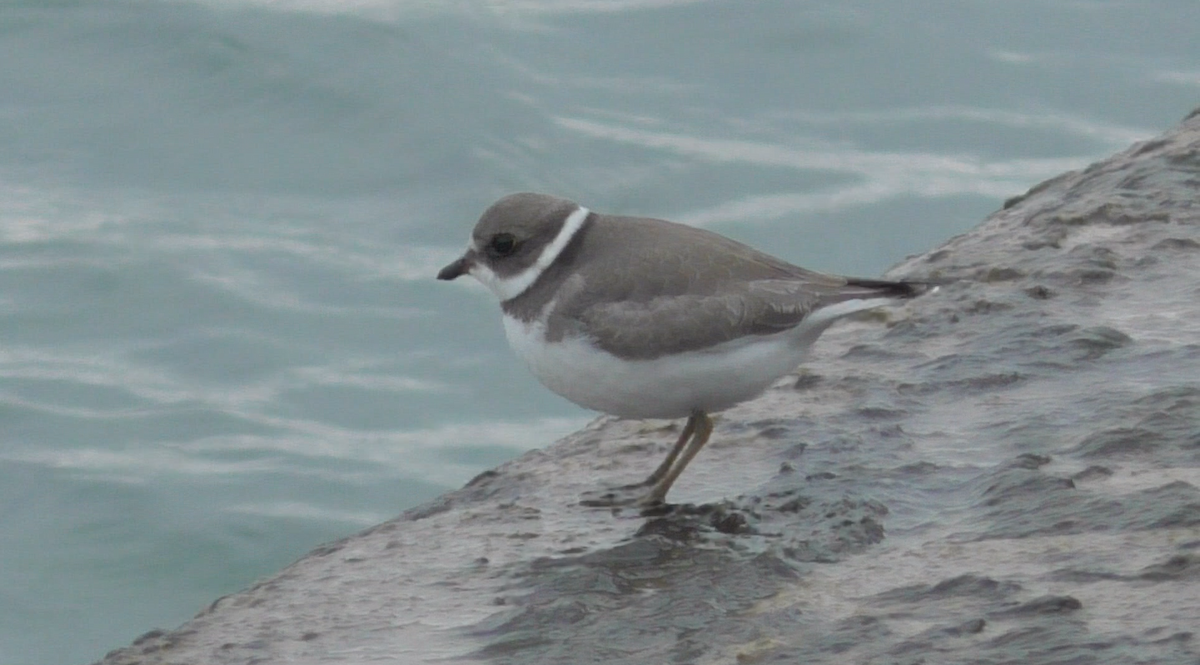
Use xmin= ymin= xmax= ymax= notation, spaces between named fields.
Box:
xmin=546 ymin=215 xmax=926 ymax=359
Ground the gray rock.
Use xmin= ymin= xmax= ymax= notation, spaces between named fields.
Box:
xmin=96 ymin=108 xmax=1200 ymax=665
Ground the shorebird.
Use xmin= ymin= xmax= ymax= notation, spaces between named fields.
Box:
xmin=439 ymin=193 xmax=931 ymax=506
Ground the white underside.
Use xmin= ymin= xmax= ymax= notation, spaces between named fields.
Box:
xmin=502 ymin=297 xmax=895 ymax=419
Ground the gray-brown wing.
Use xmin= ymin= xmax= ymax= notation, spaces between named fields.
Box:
xmin=575 ymin=278 xmax=843 ymax=360
xmin=552 ymin=214 xmax=923 ymax=359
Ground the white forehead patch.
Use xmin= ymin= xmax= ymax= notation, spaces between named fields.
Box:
xmin=468 ymin=205 xmax=590 ymax=302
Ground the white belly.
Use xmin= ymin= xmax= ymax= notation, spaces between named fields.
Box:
xmin=502 ymin=314 xmax=815 ymax=419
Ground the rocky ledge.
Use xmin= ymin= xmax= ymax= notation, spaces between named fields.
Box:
xmin=98 ymin=108 xmax=1200 ymax=665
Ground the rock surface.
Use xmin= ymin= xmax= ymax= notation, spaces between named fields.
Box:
xmin=97 ymin=108 xmax=1200 ymax=665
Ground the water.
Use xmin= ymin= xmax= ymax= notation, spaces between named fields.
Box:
xmin=0 ymin=1 xmax=1197 ymax=663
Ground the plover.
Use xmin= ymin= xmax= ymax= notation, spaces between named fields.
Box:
xmin=438 ymin=193 xmax=932 ymax=507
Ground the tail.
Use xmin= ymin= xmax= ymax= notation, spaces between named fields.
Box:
xmin=843 ymin=277 xmax=940 ymax=299
xmin=799 ymin=276 xmax=940 ymax=330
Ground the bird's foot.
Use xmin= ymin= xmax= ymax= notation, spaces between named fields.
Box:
xmin=579 ymin=482 xmax=674 ymax=516
xmin=578 ymin=483 xmax=650 ymax=508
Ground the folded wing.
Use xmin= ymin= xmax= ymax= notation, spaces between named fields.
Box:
xmin=578 ymin=276 xmax=926 ymax=360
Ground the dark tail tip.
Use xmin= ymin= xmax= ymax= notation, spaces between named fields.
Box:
xmin=845 ymin=277 xmax=941 ymax=299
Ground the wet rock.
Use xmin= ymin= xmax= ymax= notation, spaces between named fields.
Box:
xmin=1068 ymin=325 xmax=1133 ymax=360
xmin=792 ymin=372 xmax=823 ymax=390
xmin=1070 ymin=465 xmax=1113 ymax=482
xmin=1138 ymin=554 xmax=1200 ymax=581
xmin=1152 ymin=237 xmax=1200 ymax=250
xmin=993 ymin=594 xmax=1083 ymax=616
xmin=876 ymin=574 xmax=1022 ymax=604
xmin=944 ymin=618 xmax=987 ymax=636
xmin=1074 ymin=427 xmax=1170 ymax=457
xmin=1024 ymin=284 xmax=1055 ymax=299
xmin=979 ymin=266 xmax=1025 ymax=282
xmin=977 ymin=466 xmax=1074 ymax=508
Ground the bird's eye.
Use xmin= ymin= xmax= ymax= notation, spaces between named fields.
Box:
xmin=489 ymin=233 xmax=517 ymax=257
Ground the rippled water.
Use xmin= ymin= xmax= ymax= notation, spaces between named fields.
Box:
xmin=1 ymin=1 xmax=1198 ymax=663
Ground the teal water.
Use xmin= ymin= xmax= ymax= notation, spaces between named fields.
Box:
xmin=0 ymin=1 xmax=1197 ymax=663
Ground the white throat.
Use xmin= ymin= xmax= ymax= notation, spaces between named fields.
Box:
xmin=469 ymin=205 xmax=591 ymax=302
